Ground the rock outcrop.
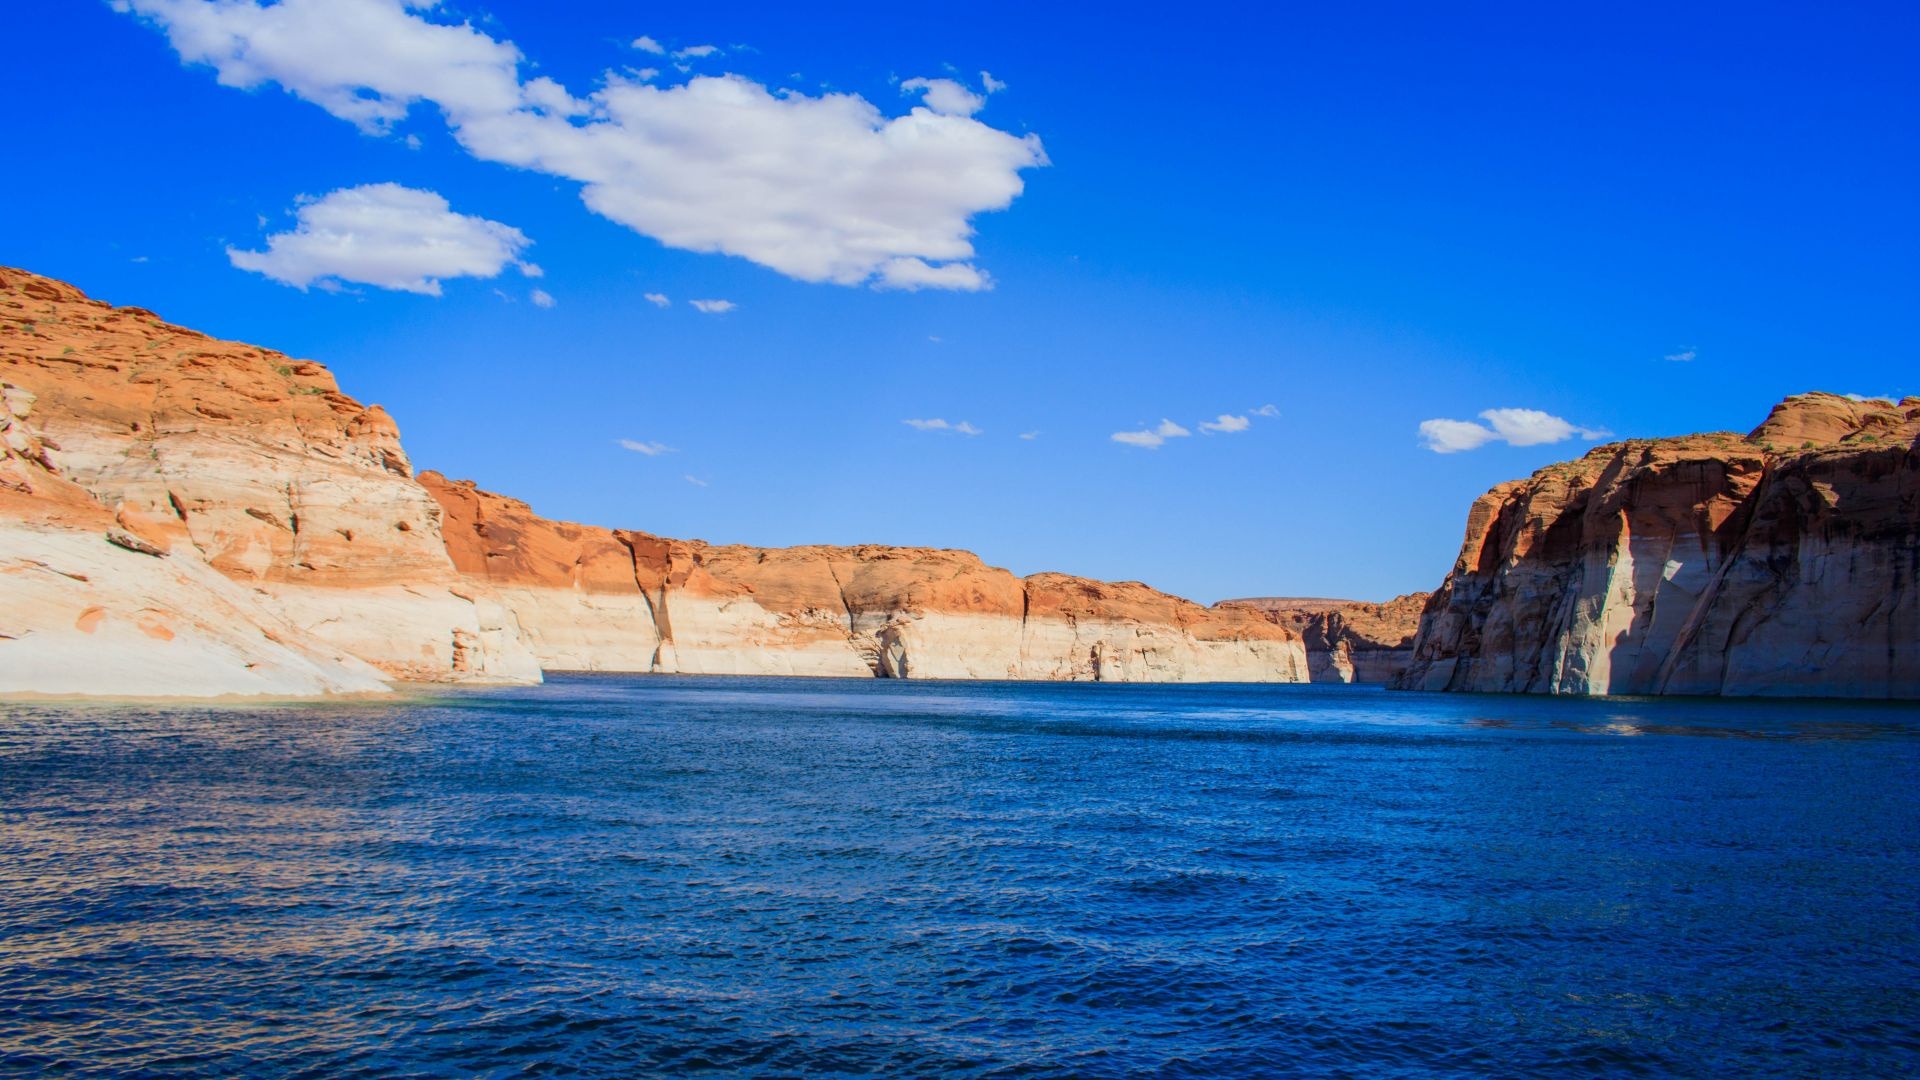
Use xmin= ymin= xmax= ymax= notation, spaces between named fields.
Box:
xmin=0 ymin=378 xmax=391 ymax=697
xmin=0 ymin=266 xmax=540 ymax=693
xmin=1217 ymin=594 xmax=1429 ymax=683
xmin=1395 ymin=393 xmax=1920 ymax=698
xmin=421 ymin=473 xmax=1310 ymax=682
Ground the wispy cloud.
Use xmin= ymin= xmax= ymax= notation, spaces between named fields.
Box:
xmin=904 ymin=418 xmax=983 ymax=435
xmin=1664 ymin=347 xmax=1696 ymax=362
xmin=1112 ymin=419 xmax=1191 ymax=450
xmin=901 ymin=76 xmax=984 ymax=117
xmin=689 ymin=298 xmax=736 ymax=314
xmin=1418 ymin=408 xmax=1610 ymax=453
xmin=1019 ymin=430 xmax=1039 ymax=440
xmin=683 ymin=474 xmax=709 ymax=487
xmin=632 ymin=35 xmax=664 ymax=55
xmin=618 ymin=438 xmax=676 ymax=456
xmin=530 ymin=288 xmax=555 ymax=308
xmin=674 ymin=44 xmax=720 ymax=60
xmin=874 ymin=257 xmax=990 ymax=292
xmin=643 ymin=292 xmax=670 ymax=308
xmin=1199 ymin=413 xmax=1249 ymax=434
xmin=1252 ymin=404 xmax=1279 ymax=417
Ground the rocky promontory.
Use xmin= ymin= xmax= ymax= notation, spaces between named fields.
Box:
xmin=1395 ymin=393 xmax=1920 ymax=698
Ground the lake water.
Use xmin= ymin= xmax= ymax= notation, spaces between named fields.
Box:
xmin=1 ymin=676 xmax=1916 ymax=1077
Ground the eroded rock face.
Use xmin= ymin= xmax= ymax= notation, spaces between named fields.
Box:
xmin=421 ymin=472 xmax=1310 ymax=682
xmin=1217 ymin=595 xmax=1429 ymax=683
xmin=1396 ymin=393 xmax=1920 ymax=698
xmin=0 ymin=377 xmax=391 ymax=697
xmin=0 ymin=266 xmax=540 ymax=687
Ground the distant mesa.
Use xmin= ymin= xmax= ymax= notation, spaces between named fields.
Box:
xmin=1217 ymin=596 xmax=1429 ymax=685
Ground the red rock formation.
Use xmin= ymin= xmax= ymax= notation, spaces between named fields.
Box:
xmin=1396 ymin=393 xmax=1920 ymax=698
xmin=0 ymin=266 xmax=539 ymax=687
xmin=1219 ymin=595 xmax=1430 ymax=683
xmin=420 ymin=472 xmax=1309 ymax=682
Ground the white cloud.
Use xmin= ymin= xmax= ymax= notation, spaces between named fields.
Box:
xmin=683 ymin=474 xmax=709 ymax=487
xmin=1111 ymin=418 xmax=1191 ymax=450
xmin=643 ymin=292 xmax=670 ymax=308
xmin=1482 ymin=408 xmax=1609 ymax=446
xmin=618 ymin=438 xmax=675 ymax=456
xmin=900 ymin=76 xmax=984 ymax=117
xmin=530 ymin=288 xmax=554 ymax=308
xmin=875 ymin=257 xmax=990 ymax=292
xmin=1664 ymin=347 xmax=1696 ymax=362
xmin=632 ymin=35 xmax=664 ymax=55
xmin=674 ymin=44 xmax=720 ymax=60
xmin=227 ymin=182 xmax=533 ymax=294
xmin=115 ymin=1 xmax=1045 ymax=292
xmin=1416 ymin=418 xmax=1500 ymax=454
xmin=1199 ymin=413 xmax=1250 ymax=434
xmin=981 ymin=71 xmax=1006 ymax=94
xmin=1252 ymin=403 xmax=1280 ymax=417
xmin=689 ymin=298 xmax=736 ymax=314
xmin=1019 ymin=430 xmax=1039 ymax=440
xmin=1418 ymin=408 xmax=1611 ymax=453
xmin=903 ymin=418 xmax=982 ymax=435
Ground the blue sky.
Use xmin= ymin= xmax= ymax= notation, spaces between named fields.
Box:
xmin=5 ymin=1 xmax=1915 ymax=602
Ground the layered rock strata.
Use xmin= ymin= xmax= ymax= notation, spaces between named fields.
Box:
xmin=422 ymin=473 xmax=1310 ymax=682
xmin=1 ymin=266 xmax=1306 ymax=694
xmin=0 ymin=267 xmax=539 ymax=693
xmin=0 ymin=378 xmax=390 ymax=697
xmin=1217 ymin=594 xmax=1429 ymax=683
xmin=1395 ymin=393 xmax=1920 ymax=698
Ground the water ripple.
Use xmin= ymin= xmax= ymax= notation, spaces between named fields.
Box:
xmin=1 ymin=677 xmax=1917 ymax=1077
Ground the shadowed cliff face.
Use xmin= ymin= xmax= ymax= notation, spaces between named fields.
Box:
xmin=1215 ymin=596 xmax=1428 ymax=683
xmin=1396 ymin=393 xmax=1920 ymax=698
xmin=420 ymin=473 xmax=1310 ymax=683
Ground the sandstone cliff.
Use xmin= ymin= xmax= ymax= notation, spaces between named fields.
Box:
xmin=421 ymin=473 xmax=1310 ymax=682
xmin=0 ymin=267 xmax=539 ymax=693
xmin=1217 ymin=594 xmax=1429 ymax=683
xmin=1395 ymin=393 xmax=1920 ymax=698
xmin=1 ymin=266 xmax=1306 ymax=694
xmin=0 ymin=378 xmax=391 ymax=697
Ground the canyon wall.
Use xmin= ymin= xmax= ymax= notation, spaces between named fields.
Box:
xmin=1 ymin=378 xmax=391 ymax=697
xmin=0 ymin=267 xmax=540 ymax=694
xmin=1 ymin=266 xmax=1305 ymax=695
xmin=1395 ymin=393 xmax=1920 ymax=698
xmin=1216 ymin=595 xmax=1428 ymax=683
xmin=422 ymin=473 xmax=1310 ymax=682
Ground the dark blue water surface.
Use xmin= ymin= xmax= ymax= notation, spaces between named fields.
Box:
xmin=2 ymin=677 xmax=1917 ymax=1077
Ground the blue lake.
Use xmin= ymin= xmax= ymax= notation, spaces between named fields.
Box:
xmin=2 ymin=676 xmax=1917 ymax=1077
